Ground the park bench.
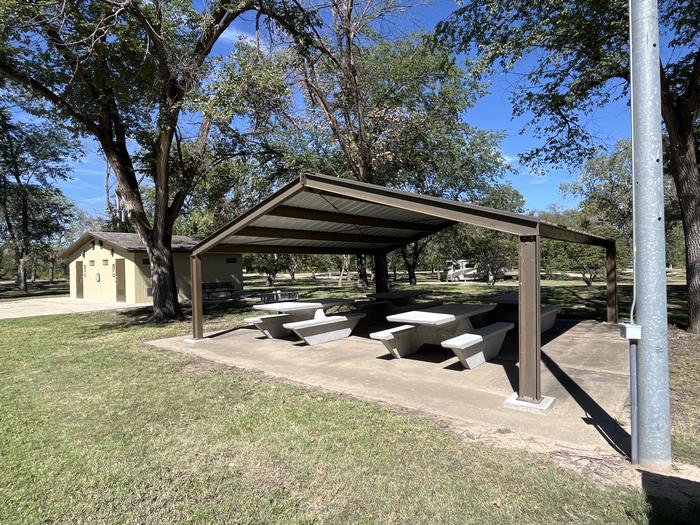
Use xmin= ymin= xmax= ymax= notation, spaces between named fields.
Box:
xmin=540 ymin=305 xmax=561 ymax=332
xmin=369 ymin=324 xmax=420 ymax=358
xmin=283 ymin=310 xmax=366 ymax=346
xmin=244 ymin=313 xmax=292 ymax=338
xmin=203 ymin=281 xmax=237 ymax=300
xmin=441 ymin=322 xmax=515 ymax=369
xmin=259 ymin=290 xmax=299 ymax=304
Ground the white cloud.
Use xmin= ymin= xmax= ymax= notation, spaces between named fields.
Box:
xmin=220 ymin=26 xmax=258 ymax=45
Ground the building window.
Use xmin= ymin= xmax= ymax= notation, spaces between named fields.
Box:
xmin=146 ymin=287 xmax=153 ymax=297
xmin=102 ymin=259 xmax=109 ymax=266
xmin=226 ymin=257 xmax=238 ymax=264
xmin=89 ymin=260 xmax=95 ymax=266
xmin=142 ymin=258 xmax=149 ymax=265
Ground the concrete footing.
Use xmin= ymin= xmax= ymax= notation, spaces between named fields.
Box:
xmin=503 ymin=392 xmax=556 ymax=415
xmin=183 ymin=337 xmax=211 ymax=344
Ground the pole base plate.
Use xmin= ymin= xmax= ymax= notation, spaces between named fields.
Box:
xmin=503 ymin=392 xmax=556 ymax=415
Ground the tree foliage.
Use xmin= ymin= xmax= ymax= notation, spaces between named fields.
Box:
xmin=0 ymin=110 xmax=77 ymax=291
xmin=0 ymin=0 xmax=317 ymax=319
xmin=437 ymin=0 xmax=700 ymax=330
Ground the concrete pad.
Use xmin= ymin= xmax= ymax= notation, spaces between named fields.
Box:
xmin=504 ymin=393 xmax=556 ymax=415
xmin=146 ymin=319 xmax=631 ymax=454
xmin=0 ymin=296 xmax=150 ymax=320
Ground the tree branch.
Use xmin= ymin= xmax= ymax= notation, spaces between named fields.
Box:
xmin=0 ymin=60 xmax=99 ymax=135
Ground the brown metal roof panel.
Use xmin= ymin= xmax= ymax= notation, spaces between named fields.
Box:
xmin=249 ymin=215 xmax=431 ymax=238
xmin=285 ymin=191 xmax=447 ymax=226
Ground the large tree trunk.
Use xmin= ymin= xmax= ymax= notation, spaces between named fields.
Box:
xmin=374 ymin=252 xmax=389 ymax=293
xmin=17 ymin=253 xmax=27 ymax=293
xmin=666 ymin=127 xmax=700 ymax=333
xmin=145 ymin=233 xmax=182 ymax=322
xmin=356 ymin=254 xmax=369 ymax=287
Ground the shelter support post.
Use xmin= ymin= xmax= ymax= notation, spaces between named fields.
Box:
xmin=504 ymin=235 xmax=554 ymax=414
xmin=517 ymin=235 xmax=541 ymax=402
xmin=190 ymin=254 xmax=204 ymax=340
xmin=374 ymin=252 xmax=390 ymax=293
xmin=606 ymin=243 xmax=618 ymax=323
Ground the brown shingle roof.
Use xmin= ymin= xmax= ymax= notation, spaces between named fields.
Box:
xmin=60 ymin=231 xmax=200 ymax=258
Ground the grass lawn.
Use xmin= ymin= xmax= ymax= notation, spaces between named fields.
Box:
xmin=1 ymin=278 xmax=698 ymax=523
xmin=0 ymin=279 xmax=69 ymax=300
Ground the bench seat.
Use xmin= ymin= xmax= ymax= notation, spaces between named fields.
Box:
xmin=497 ymin=304 xmax=561 ymax=332
xmin=441 ymin=321 xmax=515 ymax=369
xmin=540 ymin=305 xmax=561 ymax=332
xmin=283 ymin=311 xmax=366 ymax=346
xmin=244 ymin=313 xmax=291 ymax=338
xmin=203 ymin=282 xmax=237 ymax=300
xmin=369 ymin=324 xmax=421 ymax=358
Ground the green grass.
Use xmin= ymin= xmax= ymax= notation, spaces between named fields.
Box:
xmin=0 ymin=279 xmax=69 ymax=300
xmin=1 ymin=300 xmax=697 ymax=523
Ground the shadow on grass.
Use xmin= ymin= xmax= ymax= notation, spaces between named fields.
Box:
xmin=641 ymin=470 xmax=700 ymax=524
xmin=0 ymin=280 xmax=69 ymax=300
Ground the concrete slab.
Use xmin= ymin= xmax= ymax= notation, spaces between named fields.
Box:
xmin=147 ymin=319 xmax=631 ymax=454
xmin=0 ymin=296 xmax=150 ymax=320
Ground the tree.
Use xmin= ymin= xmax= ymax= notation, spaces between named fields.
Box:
xmin=0 ymin=111 xmax=76 ymax=292
xmin=562 ymin=140 xmax=683 ymax=268
xmin=0 ymin=0 xmax=315 ymax=320
xmin=438 ymin=0 xmax=700 ymax=331
xmin=248 ymin=253 xmax=292 ymax=286
xmin=288 ymin=3 xmax=509 ymax=285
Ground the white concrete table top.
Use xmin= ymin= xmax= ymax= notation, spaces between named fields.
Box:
xmin=253 ymin=298 xmax=353 ymax=313
xmin=386 ymin=303 xmax=496 ymax=326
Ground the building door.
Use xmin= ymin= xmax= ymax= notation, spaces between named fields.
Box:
xmin=115 ymin=259 xmax=126 ymax=302
xmin=75 ymin=261 xmax=84 ymax=299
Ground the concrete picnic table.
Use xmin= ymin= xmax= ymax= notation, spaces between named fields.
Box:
xmin=373 ymin=303 xmax=517 ymax=367
xmin=248 ymin=298 xmax=354 ymax=338
xmin=386 ymin=303 xmax=496 ymax=344
xmin=484 ymin=293 xmax=561 ymax=332
xmin=253 ymin=298 xmax=353 ymax=314
xmin=365 ymin=289 xmax=428 ymax=305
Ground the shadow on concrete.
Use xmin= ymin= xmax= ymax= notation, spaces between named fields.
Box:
xmin=541 ymin=350 xmax=631 ymax=457
xmin=641 ymin=470 xmax=700 ymax=524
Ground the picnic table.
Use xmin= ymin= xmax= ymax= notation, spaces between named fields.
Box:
xmin=248 ymin=298 xmax=354 ymax=338
xmin=386 ymin=303 xmax=496 ymax=344
xmin=372 ymin=303 xmax=514 ymax=368
xmin=366 ymin=289 xmax=428 ymax=305
xmin=485 ymin=293 xmax=561 ymax=332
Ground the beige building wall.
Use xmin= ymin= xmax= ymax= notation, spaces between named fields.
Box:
xmin=67 ymin=242 xmax=131 ymax=302
xmin=67 ymin=239 xmax=243 ymax=304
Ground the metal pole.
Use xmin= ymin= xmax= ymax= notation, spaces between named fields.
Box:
xmin=629 ymin=340 xmax=639 ymax=464
xmin=629 ymin=0 xmax=672 ymax=468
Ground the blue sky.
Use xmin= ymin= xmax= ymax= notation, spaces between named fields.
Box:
xmin=59 ymin=0 xmax=632 ymax=216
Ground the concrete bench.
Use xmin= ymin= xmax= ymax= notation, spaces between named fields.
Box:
xmin=441 ymin=322 xmax=515 ymax=369
xmin=244 ymin=313 xmax=291 ymax=338
xmin=541 ymin=305 xmax=561 ymax=332
xmin=497 ymin=304 xmax=561 ymax=332
xmin=369 ymin=324 xmax=421 ymax=358
xmin=283 ymin=310 xmax=366 ymax=346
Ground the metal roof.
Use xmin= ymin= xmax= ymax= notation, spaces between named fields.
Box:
xmin=192 ymin=172 xmax=614 ymax=256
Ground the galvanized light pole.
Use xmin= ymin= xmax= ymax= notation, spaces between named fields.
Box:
xmin=628 ymin=0 xmax=672 ymax=468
